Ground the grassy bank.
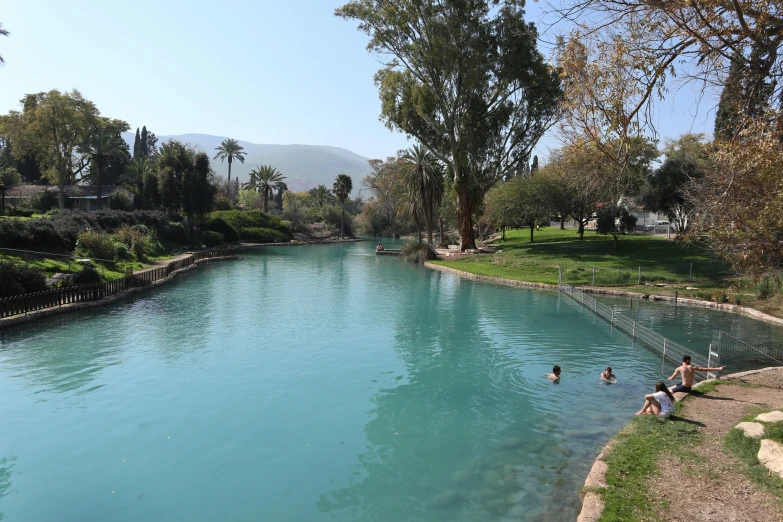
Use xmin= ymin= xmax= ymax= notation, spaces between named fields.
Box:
xmin=433 ymin=228 xmax=780 ymax=315
xmin=725 ymin=413 xmax=783 ymax=499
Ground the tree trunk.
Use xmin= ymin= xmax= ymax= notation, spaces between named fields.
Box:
xmin=58 ymin=169 xmax=66 ymax=210
xmin=340 ymin=202 xmax=345 ymax=239
xmin=578 ymin=220 xmax=585 ymax=240
xmin=426 ymin=204 xmax=434 ymax=246
xmin=97 ymin=161 xmax=103 ymax=210
xmin=530 ymin=224 xmax=534 ymax=243
xmin=228 ymin=157 xmax=232 ymax=185
xmin=263 ymin=187 xmax=268 ymax=213
xmin=439 ymin=217 xmax=446 ymax=248
xmin=456 ymin=185 xmax=476 ymax=251
xmin=560 ymin=215 xmax=565 ymax=230
xmin=501 ymin=225 xmax=506 ymax=240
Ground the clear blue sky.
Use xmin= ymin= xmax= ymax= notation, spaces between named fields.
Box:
xmin=0 ymin=1 xmax=717 ymax=161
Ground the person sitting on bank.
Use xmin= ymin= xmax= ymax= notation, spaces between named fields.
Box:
xmin=547 ymin=365 xmax=561 ymax=383
xmin=636 ymin=382 xmax=676 ymax=418
xmin=668 ymin=355 xmax=725 ymax=393
xmin=376 ymin=244 xmax=384 ymax=251
xmin=600 ymin=367 xmax=616 ymax=382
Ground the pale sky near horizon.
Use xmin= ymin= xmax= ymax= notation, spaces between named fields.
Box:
xmin=0 ymin=0 xmax=719 ymax=161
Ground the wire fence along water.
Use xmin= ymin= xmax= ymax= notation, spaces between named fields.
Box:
xmin=0 ymin=248 xmax=234 ymax=319
xmin=558 ymin=281 xmax=715 ymax=381
xmin=712 ymin=331 xmax=783 ymax=364
xmin=558 ymin=261 xmax=732 ymax=287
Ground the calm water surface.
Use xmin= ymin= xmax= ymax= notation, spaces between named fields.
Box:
xmin=1 ymin=242 xmax=781 ymax=521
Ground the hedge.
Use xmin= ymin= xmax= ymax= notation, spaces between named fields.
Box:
xmin=240 ymin=227 xmax=290 ymax=243
xmin=205 ymin=217 xmax=240 ymax=243
xmin=209 ymin=210 xmax=292 ymax=240
xmin=203 ymin=230 xmax=225 ymax=247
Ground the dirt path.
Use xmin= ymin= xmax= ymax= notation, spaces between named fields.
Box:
xmin=652 ymin=373 xmax=783 ymax=522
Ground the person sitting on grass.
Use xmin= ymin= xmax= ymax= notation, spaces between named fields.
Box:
xmin=547 ymin=365 xmax=561 ymax=383
xmin=668 ymin=355 xmax=725 ymax=393
xmin=636 ymin=382 xmax=676 ymax=418
xmin=600 ymin=367 xmax=616 ymax=382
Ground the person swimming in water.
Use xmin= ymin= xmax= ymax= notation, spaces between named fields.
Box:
xmin=600 ymin=367 xmax=616 ymax=382
xmin=547 ymin=365 xmax=561 ymax=383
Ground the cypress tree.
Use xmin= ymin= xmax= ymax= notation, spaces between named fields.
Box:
xmin=133 ymin=128 xmax=141 ymax=158
xmin=715 ymin=47 xmax=774 ymax=140
xmin=140 ymin=126 xmax=149 ymax=157
xmin=531 ymin=155 xmax=539 ymax=174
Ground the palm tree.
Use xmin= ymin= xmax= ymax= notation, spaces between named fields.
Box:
xmin=309 ymin=184 xmax=333 ymax=207
xmin=243 ymin=165 xmax=286 ymax=212
xmin=213 ymin=138 xmax=247 ymax=186
xmin=0 ymin=23 xmax=9 ymax=65
xmin=124 ymin=156 xmax=155 ymax=208
xmin=399 ymin=144 xmax=444 ymax=245
xmin=80 ymin=127 xmax=126 ymax=209
xmin=332 ymin=174 xmax=353 ymax=239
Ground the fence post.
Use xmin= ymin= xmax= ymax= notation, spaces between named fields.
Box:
xmin=689 ymin=262 xmax=693 ymax=282
xmin=592 ymin=267 xmax=595 ymax=286
xmin=611 ymin=308 xmax=614 ymax=326
xmin=558 ymin=266 xmax=562 ymax=286
xmin=638 ymin=266 xmax=641 ymax=284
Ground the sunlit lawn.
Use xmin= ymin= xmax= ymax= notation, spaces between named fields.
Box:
xmin=432 ymin=227 xmax=733 ymax=290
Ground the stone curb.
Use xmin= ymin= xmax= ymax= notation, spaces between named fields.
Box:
xmin=0 ymin=255 xmax=237 ymax=330
xmin=423 ymin=263 xmax=783 ymax=327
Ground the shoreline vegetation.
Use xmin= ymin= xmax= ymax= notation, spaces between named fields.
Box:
xmin=428 ymin=228 xmax=783 ymax=323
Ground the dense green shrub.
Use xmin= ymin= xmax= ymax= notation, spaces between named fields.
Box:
xmin=402 ymin=243 xmax=437 ymax=264
xmin=213 ymin=194 xmax=233 ymax=211
xmin=240 ymin=227 xmax=289 ymax=242
xmin=5 ymin=207 xmax=35 ymax=217
xmin=0 ymin=261 xmax=47 ymax=297
xmin=76 ymin=230 xmax=116 ymax=260
xmin=203 ymin=230 xmax=225 ymax=247
xmin=31 ymin=190 xmax=59 ymax=213
xmin=205 ymin=217 xmax=240 ymax=243
xmin=0 ymin=210 xmax=176 ymax=252
xmin=210 ymin=210 xmax=292 ymax=239
xmin=109 ymin=190 xmax=132 ymax=211
xmin=112 ymin=224 xmax=149 ymax=259
xmin=72 ymin=266 xmax=102 ymax=285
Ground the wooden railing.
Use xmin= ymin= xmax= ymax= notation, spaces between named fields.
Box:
xmin=0 ymin=248 xmax=234 ymax=319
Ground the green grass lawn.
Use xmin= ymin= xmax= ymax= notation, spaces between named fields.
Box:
xmin=433 ymin=227 xmax=737 ymax=295
xmin=1 ymin=253 xmax=147 ymax=282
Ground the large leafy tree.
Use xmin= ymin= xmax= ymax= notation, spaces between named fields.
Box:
xmin=337 ymin=0 xmax=561 ymax=251
xmin=307 ymin=184 xmax=335 ymax=207
xmin=79 ymin=122 xmax=130 ymax=209
xmin=157 ymin=140 xmax=193 ymax=213
xmin=182 ymin=152 xmax=217 ymax=224
xmin=1 ymin=90 xmax=100 ymax=208
xmin=399 ymin=144 xmax=444 ymax=246
xmin=213 ymin=138 xmax=246 ymax=186
xmin=332 ymin=173 xmax=353 ymax=239
xmin=140 ymin=126 xmax=157 ymax=157
xmin=243 ymin=165 xmax=286 ymax=212
xmin=640 ymin=134 xmax=709 ymax=235
xmin=485 ymin=175 xmax=551 ymax=243
xmin=124 ymin=156 xmax=155 ymax=208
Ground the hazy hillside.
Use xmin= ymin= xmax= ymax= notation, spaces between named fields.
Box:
xmin=121 ymin=133 xmax=371 ymax=192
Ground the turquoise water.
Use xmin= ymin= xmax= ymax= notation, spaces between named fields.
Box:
xmin=1 ymin=242 xmax=782 ymax=521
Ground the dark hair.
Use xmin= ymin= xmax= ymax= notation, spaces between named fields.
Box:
xmin=605 ymin=367 xmax=612 ymax=373
xmin=683 ymin=355 xmax=691 ymax=363
xmin=553 ymin=365 xmax=561 ymax=373
xmin=656 ymin=381 xmax=675 ymax=403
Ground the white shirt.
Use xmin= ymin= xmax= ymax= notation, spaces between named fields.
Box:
xmin=653 ymin=391 xmax=674 ymax=413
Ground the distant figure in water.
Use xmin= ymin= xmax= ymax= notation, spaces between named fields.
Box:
xmin=600 ymin=367 xmax=616 ymax=382
xmin=376 ymin=244 xmax=384 ymax=251
xmin=547 ymin=365 xmax=561 ymax=383
xmin=636 ymin=382 xmax=675 ymax=418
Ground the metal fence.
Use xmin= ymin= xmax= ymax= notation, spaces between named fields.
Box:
xmin=559 ymin=261 xmax=731 ymax=287
xmin=558 ymin=281 xmax=714 ymax=380
xmin=712 ymin=331 xmax=783 ymax=365
xmin=0 ymin=247 xmax=234 ymax=318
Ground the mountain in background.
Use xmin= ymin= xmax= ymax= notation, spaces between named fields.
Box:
xmin=121 ymin=132 xmax=372 ymax=192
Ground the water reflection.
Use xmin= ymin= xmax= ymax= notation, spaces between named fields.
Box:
xmin=0 ymin=455 xmax=17 ymax=521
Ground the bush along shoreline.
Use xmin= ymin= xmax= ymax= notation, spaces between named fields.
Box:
xmin=0 ymin=208 xmax=293 ymax=298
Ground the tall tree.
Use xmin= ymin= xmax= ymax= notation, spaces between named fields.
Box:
xmin=213 ymin=138 xmax=246 ymax=186
xmin=133 ymin=128 xmax=142 ymax=158
xmin=332 ymin=173 xmax=353 ymax=239
xmin=399 ymin=144 xmax=444 ymax=246
xmin=530 ymin=155 xmax=539 ymax=174
xmin=0 ymin=23 xmax=9 ymax=65
xmin=0 ymin=90 xmax=100 ymax=208
xmin=79 ymin=123 xmax=129 ymax=209
xmin=182 ymin=152 xmax=217 ymax=224
xmin=243 ymin=165 xmax=286 ymax=212
xmin=157 ymin=140 xmax=193 ymax=213
xmin=308 ymin=184 xmax=335 ymax=207
xmin=337 ymin=0 xmax=561 ymax=251
xmin=140 ymin=126 xmax=157 ymax=157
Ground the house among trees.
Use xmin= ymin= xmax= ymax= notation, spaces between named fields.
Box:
xmin=3 ymin=185 xmax=134 ymax=211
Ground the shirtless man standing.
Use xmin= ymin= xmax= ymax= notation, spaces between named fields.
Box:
xmin=668 ymin=355 xmax=725 ymax=393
